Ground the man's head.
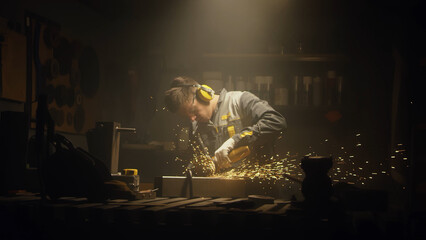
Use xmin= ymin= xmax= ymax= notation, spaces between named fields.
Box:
xmin=164 ymin=76 xmax=216 ymax=123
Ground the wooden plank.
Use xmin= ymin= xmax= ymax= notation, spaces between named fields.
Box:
xmin=143 ymin=197 xmax=188 ymax=206
xmin=186 ymin=197 xmax=232 ymax=208
xmin=109 ymin=197 xmax=167 ymax=205
xmin=254 ymin=204 xmax=278 ymax=213
xmin=145 ymin=198 xmax=211 ymax=211
xmin=0 ymin=195 xmax=40 ymax=202
xmin=210 ymin=197 xmax=232 ymax=203
xmin=107 ymin=199 xmax=129 ymax=204
xmin=72 ymin=203 xmax=103 ymax=209
xmin=275 ymin=203 xmax=291 ymax=215
xmin=57 ymin=197 xmax=88 ymax=203
xmin=118 ymin=205 xmax=147 ymax=211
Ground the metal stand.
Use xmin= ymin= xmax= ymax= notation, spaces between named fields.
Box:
xmin=86 ymin=122 xmax=136 ymax=174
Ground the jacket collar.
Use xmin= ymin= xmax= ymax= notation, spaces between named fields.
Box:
xmin=212 ymin=88 xmax=227 ymax=120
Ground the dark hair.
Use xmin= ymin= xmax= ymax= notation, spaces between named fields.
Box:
xmin=164 ymin=76 xmax=198 ymax=113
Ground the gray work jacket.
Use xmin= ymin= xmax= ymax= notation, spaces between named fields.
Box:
xmin=191 ymin=89 xmax=287 ymax=156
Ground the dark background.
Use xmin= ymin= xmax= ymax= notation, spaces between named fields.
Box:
xmin=0 ymin=0 xmax=425 ymax=215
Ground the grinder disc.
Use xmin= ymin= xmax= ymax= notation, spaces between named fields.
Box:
xmin=54 ymin=85 xmax=66 ymax=107
xmin=53 ymin=37 xmax=72 ymax=75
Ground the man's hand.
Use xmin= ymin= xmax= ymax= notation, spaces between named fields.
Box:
xmin=214 ymin=138 xmax=235 ymax=170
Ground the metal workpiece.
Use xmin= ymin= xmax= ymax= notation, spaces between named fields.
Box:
xmin=155 ymin=176 xmax=247 ymax=198
xmin=153 ymin=176 xmax=299 ymax=199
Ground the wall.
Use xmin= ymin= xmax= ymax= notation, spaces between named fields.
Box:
xmin=0 ymin=0 xmax=422 ymax=197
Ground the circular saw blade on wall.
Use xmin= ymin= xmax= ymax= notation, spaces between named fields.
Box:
xmin=30 ymin=21 xmax=100 ymax=135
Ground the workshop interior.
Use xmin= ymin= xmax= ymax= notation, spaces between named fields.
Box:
xmin=0 ymin=0 xmax=425 ymax=239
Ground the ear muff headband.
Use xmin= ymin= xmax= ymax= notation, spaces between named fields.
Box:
xmin=176 ymin=84 xmax=214 ymax=103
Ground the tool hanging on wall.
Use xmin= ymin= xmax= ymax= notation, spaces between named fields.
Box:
xmin=43 ymin=58 xmax=60 ymax=81
xmin=53 ymin=37 xmax=72 ymax=75
xmin=54 ymin=84 xmax=66 ymax=107
xmin=43 ymin=26 xmax=60 ymax=49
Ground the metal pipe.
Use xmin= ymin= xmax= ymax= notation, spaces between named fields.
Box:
xmin=115 ymin=127 xmax=136 ymax=133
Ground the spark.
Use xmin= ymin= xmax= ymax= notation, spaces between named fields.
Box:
xmin=170 ymin=127 xmax=408 ymax=189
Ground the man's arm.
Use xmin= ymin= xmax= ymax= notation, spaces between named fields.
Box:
xmin=232 ymin=91 xmax=287 ymax=148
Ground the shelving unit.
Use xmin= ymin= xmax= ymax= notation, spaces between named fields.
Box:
xmin=198 ymin=52 xmax=348 ymax=105
xmin=194 ymin=52 xmax=351 ymax=155
xmin=202 ymin=53 xmax=348 ymax=62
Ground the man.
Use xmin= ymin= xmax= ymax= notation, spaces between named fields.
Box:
xmin=164 ymin=76 xmax=287 ymax=172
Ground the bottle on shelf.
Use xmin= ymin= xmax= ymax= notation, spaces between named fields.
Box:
xmin=264 ymin=76 xmax=273 ymax=102
xmin=297 ymin=40 xmax=303 ymax=54
xmin=293 ymin=75 xmax=301 ymax=105
xmin=235 ymin=76 xmax=246 ymax=91
xmin=302 ymin=76 xmax=313 ymax=106
xmin=246 ymin=75 xmax=253 ymax=93
xmin=225 ymin=75 xmax=235 ymax=91
xmin=337 ymin=76 xmax=343 ymax=105
xmin=254 ymin=75 xmax=273 ymax=101
xmin=313 ymin=76 xmax=323 ymax=106
xmin=325 ymin=70 xmax=337 ymax=106
xmin=274 ymin=75 xmax=289 ymax=106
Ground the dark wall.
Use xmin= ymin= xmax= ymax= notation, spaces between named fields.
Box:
xmin=1 ymin=0 xmax=424 ymax=193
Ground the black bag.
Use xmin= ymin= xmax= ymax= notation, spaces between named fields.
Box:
xmin=43 ymin=134 xmax=112 ymax=202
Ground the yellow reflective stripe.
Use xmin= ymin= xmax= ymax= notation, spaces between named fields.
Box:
xmin=227 ymin=126 xmax=235 ymax=137
xmin=240 ymin=131 xmax=253 ymax=138
xmin=221 ymin=112 xmax=231 ymax=120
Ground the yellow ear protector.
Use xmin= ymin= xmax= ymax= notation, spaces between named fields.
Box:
xmin=177 ymin=84 xmax=215 ymax=103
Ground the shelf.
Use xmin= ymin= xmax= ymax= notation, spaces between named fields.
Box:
xmin=272 ymin=105 xmax=344 ymax=114
xmin=202 ymin=53 xmax=348 ymax=63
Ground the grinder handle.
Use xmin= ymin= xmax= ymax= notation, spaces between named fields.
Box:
xmin=228 ymin=146 xmax=251 ymax=163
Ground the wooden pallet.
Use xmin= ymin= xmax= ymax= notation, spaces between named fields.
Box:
xmin=0 ymin=193 xmax=352 ymax=239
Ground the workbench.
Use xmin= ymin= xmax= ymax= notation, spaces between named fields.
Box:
xmin=0 ymin=192 xmax=358 ymax=240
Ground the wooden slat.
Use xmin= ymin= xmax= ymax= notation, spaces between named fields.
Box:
xmin=72 ymin=203 xmax=103 ymax=208
xmin=110 ymin=198 xmax=167 ymax=205
xmin=107 ymin=199 xmax=129 ymax=204
xmin=209 ymin=197 xmax=232 ymax=203
xmin=275 ymin=203 xmax=291 ymax=215
xmin=186 ymin=197 xmax=232 ymax=208
xmin=213 ymin=198 xmax=248 ymax=204
xmin=146 ymin=198 xmax=212 ymax=211
xmin=0 ymin=195 xmax=40 ymax=202
xmin=118 ymin=205 xmax=147 ymax=211
xmin=143 ymin=197 xmax=187 ymax=206
xmin=254 ymin=204 xmax=278 ymax=213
